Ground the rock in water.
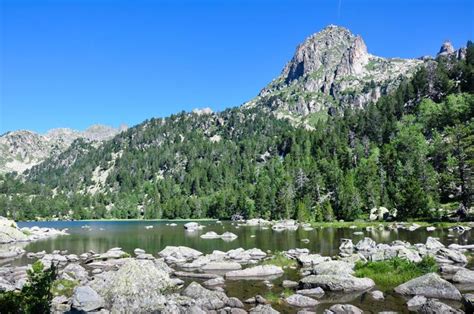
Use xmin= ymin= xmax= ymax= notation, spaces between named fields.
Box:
xmin=299 ymin=274 xmax=374 ymax=292
xmin=418 ymin=299 xmax=463 ymax=313
xmin=324 ymin=304 xmax=363 ymax=314
xmin=285 ymin=294 xmax=319 ymax=307
xmin=452 ymin=268 xmax=474 ymax=283
xmin=72 ymin=286 xmax=105 ymax=312
xmin=91 ymin=259 xmax=176 ymax=312
xmin=394 ymin=273 xmax=462 ymax=300
xmin=226 ymin=265 xmax=284 ymax=279
xmin=181 ymin=281 xmax=229 ymax=310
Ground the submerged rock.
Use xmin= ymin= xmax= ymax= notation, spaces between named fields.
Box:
xmin=394 ymin=273 xmax=462 ymax=300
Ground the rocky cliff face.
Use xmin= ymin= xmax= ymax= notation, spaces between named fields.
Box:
xmin=0 ymin=124 xmax=126 ymax=174
xmin=246 ymin=25 xmax=423 ymax=123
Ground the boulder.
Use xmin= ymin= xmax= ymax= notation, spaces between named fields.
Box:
xmin=426 ymin=237 xmax=445 ymax=251
xmin=310 ymin=261 xmax=354 ymax=275
xmin=296 ymin=287 xmax=325 ymax=297
xmin=249 ymin=304 xmax=279 ymax=313
xmin=72 ymin=286 xmax=105 ymax=312
xmin=299 ymin=274 xmax=375 ymax=292
xmin=297 ymin=254 xmax=331 ymax=266
xmin=452 ymin=268 xmax=474 ymax=283
xmin=355 ymin=237 xmax=376 ymax=252
xmin=285 ymin=294 xmax=318 ymax=307
xmin=220 ymin=232 xmax=238 ymax=241
xmin=369 ymin=206 xmax=389 ymax=221
xmin=226 ymin=265 xmax=283 ymax=279
xmin=61 ymin=263 xmax=88 ymax=284
xmin=202 ymin=277 xmax=225 ymax=287
xmin=181 ymin=282 xmax=229 ymax=310
xmin=0 ymin=217 xmax=28 ymax=243
xmin=184 ymin=222 xmax=200 ymax=231
xmin=323 ymin=304 xmax=363 ymax=314
xmin=282 ymin=280 xmax=299 ymax=288
xmin=463 ymin=293 xmax=474 ymax=313
xmin=158 ymin=246 xmax=202 ymax=263
xmin=200 ymin=231 xmax=221 ymax=239
xmin=435 ymin=248 xmax=468 ymax=264
xmin=418 ymin=299 xmax=463 ymax=313
xmin=201 ymin=261 xmax=242 ymax=271
xmin=90 ymin=259 xmax=176 ymax=312
xmin=370 ymin=290 xmax=384 ymax=300
xmin=406 ymin=295 xmax=427 ymax=310
xmin=394 ymin=273 xmax=462 ymax=300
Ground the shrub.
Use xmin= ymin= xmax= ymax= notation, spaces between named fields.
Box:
xmin=0 ymin=261 xmax=57 ymax=313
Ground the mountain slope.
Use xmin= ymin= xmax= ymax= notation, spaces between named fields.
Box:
xmin=1 ymin=27 xmax=472 ymax=222
xmin=0 ymin=124 xmax=127 ymax=174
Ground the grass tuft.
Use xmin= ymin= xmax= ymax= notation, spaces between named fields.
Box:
xmin=261 ymin=252 xmax=297 ymax=268
xmin=354 ymin=256 xmax=438 ymax=291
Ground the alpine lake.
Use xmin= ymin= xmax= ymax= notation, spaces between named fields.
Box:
xmin=3 ymin=220 xmax=474 ymax=313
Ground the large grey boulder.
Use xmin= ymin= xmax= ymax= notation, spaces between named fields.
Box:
xmin=323 ymin=303 xmax=363 ymax=314
xmin=226 ymin=265 xmax=283 ymax=279
xmin=201 ymin=261 xmax=242 ymax=271
xmin=158 ymin=246 xmax=202 ymax=263
xmin=418 ymin=299 xmax=463 ymax=313
xmin=0 ymin=217 xmax=28 ymax=243
xmin=181 ymin=282 xmax=229 ymax=310
xmin=435 ymin=248 xmax=468 ymax=264
xmin=72 ymin=286 xmax=105 ymax=312
xmin=355 ymin=237 xmax=376 ymax=252
xmin=285 ymin=294 xmax=318 ymax=307
xmin=249 ymin=304 xmax=280 ymax=313
xmin=60 ymin=263 xmax=88 ymax=284
xmin=426 ymin=237 xmax=445 ymax=251
xmin=394 ymin=273 xmax=462 ymax=300
xmin=452 ymin=268 xmax=474 ymax=283
xmin=90 ymin=259 xmax=176 ymax=312
xmin=310 ymin=261 xmax=354 ymax=275
xmin=299 ymin=274 xmax=374 ymax=292
xmin=297 ymin=254 xmax=331 ymax=266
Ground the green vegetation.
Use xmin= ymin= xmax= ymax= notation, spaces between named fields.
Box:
xmin=51 ymin=279 xmax=78 ymax=298
xmin=261 ymin=252 xmax=298 ymax=268
xmin=0 ymin=42 xmax=473 ymax=222
xmin=354 ymin=256 xmax=438 ymax=290
xmin=0 ymin=261 xmax=57 ymax=314
xmin=264 ymin=288 xmax=294 ymax=304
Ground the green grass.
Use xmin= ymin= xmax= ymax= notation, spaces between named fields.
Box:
xmin=261 ymin=252 xmax=297 ymax=268
xmin=354 ymin=256 xmax=438 ymax=291
xmin=264 ymin=289 xmax=294 ymax=304
xmin=51 ymin=279 xmax=78 ymax=297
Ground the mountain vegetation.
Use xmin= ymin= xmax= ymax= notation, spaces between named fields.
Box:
xmin=0 ymin=27 xmax=472 ymax=222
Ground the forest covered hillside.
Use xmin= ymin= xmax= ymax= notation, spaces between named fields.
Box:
xmin=0 ymin=26 xmax=472 ymax=222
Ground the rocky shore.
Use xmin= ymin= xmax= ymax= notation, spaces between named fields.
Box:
xmin=0 ymin=218 xmax=472 ymax=312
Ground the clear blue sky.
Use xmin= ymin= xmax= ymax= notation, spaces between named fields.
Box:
xmin=1 ymin=0 xmax=473 ymax=133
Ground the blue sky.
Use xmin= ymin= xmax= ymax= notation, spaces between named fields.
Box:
xmin=1 ymin=0 xmax=473 ymax=133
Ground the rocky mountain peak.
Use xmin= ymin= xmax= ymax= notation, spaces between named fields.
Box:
xmin=0 ymin=124 xmax=126 ymax=174
xmin=438 ymin=41 xmax=455 ymax=56
xmin=251 ymin=25 xmax=423 ymax=121
xmin=282 ymin=25 xmax=367 ymax=83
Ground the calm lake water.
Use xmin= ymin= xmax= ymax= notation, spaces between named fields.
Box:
xmin=4 ymin=220 xmax=474 ymax=313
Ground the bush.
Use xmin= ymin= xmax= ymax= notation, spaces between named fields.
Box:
xmin=0 ymin=261 xmax=57 ymax=313
xmin=354 ymin=256 xmax=438 ymax=290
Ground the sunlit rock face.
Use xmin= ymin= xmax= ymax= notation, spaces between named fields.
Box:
xmin=247 ymin=25 xmax=422 ymax=120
